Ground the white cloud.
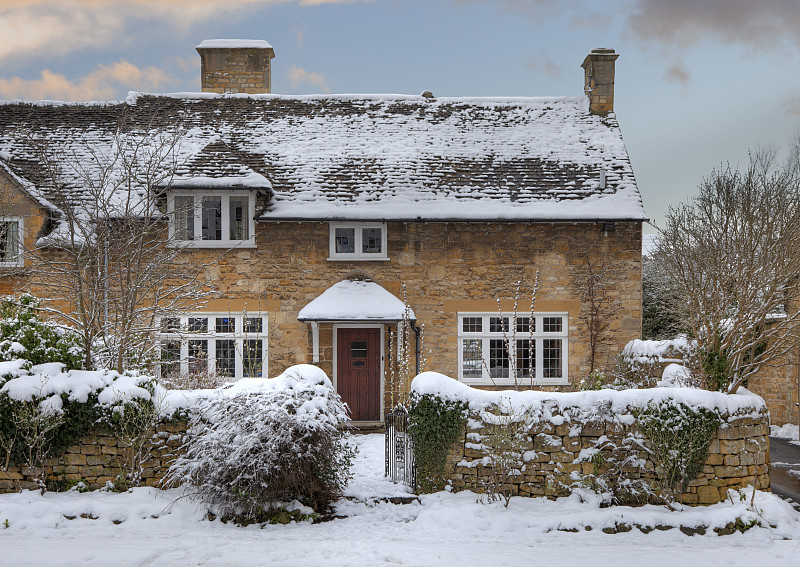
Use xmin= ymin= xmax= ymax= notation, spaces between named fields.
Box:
xmin=288 ymin=65 xmax=330 ymax=92
xmin=627 ymin=0 xmax=800 ymax=51
xmin=0 ymin=1 xmax=368 ymax=63
xmin=0 ymin=60 xmax=174 ymax=101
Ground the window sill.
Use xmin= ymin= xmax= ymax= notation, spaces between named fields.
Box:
xmin=327 ymin=257 xmax=391 ymax=262
xmin=460 ymin=378 xmax=570 ymax=387
xmin=170 ymin=241 xmax=257 ymax=249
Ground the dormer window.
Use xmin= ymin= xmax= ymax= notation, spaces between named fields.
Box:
xmin=169 ymin=192 xmax=255 ymax=248
xmin=328 ymin=222 xmax=388 ymax=261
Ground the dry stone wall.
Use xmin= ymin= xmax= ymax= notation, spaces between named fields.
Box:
xmin=443 ymin=404 xmax=770 ymax=505
xmin=0 ymin=422 xmax=186 ymax=493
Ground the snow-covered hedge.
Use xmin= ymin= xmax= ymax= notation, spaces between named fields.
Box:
xmin=0 ymin=361 xmax=160 ymax=415
xmin=621 ymin=337 xmax=694 ymax=365
xmin=0 ymin=295 xmax=84 ymax=370
xmin=164 ymin=365 xmax=354 ymax=520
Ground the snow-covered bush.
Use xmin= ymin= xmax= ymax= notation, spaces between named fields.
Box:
xmin=612 ymin=337 xmax=698 ymax=389
xmin=0 ymin=295 xmax=84 ymax=370
xmin=164 ymin=365 xmax=354 ymax=521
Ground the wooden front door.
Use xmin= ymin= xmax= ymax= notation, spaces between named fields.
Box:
xmin=337 ymin=328 xmax=381 ymax=421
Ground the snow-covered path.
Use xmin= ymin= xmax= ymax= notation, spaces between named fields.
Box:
xmin=1 ymin=434 xmax=799 ymax=567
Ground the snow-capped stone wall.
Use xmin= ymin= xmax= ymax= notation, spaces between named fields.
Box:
xmin=412 ymin=373 xmax=770 ymax=505
xmin=0 ymin=364 xmax=339 ymax=493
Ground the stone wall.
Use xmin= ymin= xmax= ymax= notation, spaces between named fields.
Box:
xmin=0 ymin=172 xmax=48 ymax=296
xmin=0 ymin=422 xmax=186 ymax=493
xmin=177 ymin=220 xmax=643 ymax=413
xmin=442 ymin=405 xmax=770 ymax=505
xmin=13 ymin=215 xmax=643 ymax=417
xmin=746 ymin=358 xmax=800 ymax=427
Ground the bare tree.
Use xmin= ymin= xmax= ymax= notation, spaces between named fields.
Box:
xmin=573 ymin=250 xmax=620 ymax=374
xmin=656 ymin=146 xmax=800 ymax=393
xmin=23 ymin=119 xmax=216 ymax=371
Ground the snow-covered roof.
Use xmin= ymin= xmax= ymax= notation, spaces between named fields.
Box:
xmin=642 ymin=233 xmax=659 ymax=257
xmin=0 ymin=93 xmax=646 ymax=223
xmin=167 ymin=140 xmax=272 ymax=189
xmin=298 ymin=280 xmax=415 ymax=322
xmin=196 ymin=39 xmax=273 ymax=49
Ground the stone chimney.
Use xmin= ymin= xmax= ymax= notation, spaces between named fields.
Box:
xmin=581 ymin=48 xmax=619 ymax=115
xmin=196 ymin=39 xmax=276 ymax=94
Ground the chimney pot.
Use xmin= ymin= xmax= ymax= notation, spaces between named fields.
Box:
xmin=581 ymin=48 xmax=619 ymax=115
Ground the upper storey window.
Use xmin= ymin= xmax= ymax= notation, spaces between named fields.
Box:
xmin=169 ymin=192 xmax=255 ymax=247
xmin=328 ymin=222 xmax=388 ymax=261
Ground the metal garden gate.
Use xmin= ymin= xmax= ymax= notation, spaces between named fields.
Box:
xmin=384 ymin=406 xmax=416 ymax=487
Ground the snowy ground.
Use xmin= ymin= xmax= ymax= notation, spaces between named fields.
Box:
xmin=2 ymin=434 xmax=800 ymax=567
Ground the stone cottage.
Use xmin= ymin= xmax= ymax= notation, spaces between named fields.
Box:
xmin=0 ymin=42 xmax=645 ymax=424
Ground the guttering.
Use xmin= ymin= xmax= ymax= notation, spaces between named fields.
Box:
xmin=256 ymin=217 xmax=649 ymax=223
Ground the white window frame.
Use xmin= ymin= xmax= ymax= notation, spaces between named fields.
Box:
xmin=0 ymin=216 xmax=23 ymax=267
xmin=167 ymin=191 xmax=256 ymax=248
xmin=457 ymin=312 xmax=569 ymax=386
xmin=328 ymin=222 xmax=388 ymax=261
xmin=158 ymin=313 xmax=268 ymax=380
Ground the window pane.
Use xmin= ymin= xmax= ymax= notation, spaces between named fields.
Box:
xmin=489 ymin=338 xmax=509 ymax=378
xmin=462 ymin=317 xmax=482 ymax=333
xmin=462 ymin=338 xmax=482 ymax=379
xmin=188 ymin=340 xmax=208 ymax=374
xmin=350 ymin=340 xmax=368 ymax=358
xmin=516 ymin=339 xmax=535 ymax=379
xmin=160 ymin=341 xmax=181 ymax=378
xmin=362 ymin=227 xmax=382 ymax=254
xmin=188 ymin=317 xmax=208 ymax=333
xmin=215 ymin=317 xmax=235 ymax=333
xmin=543 ymin=317 xmax=563 ymax=333
xmin=174 ymin=196 xmax=195 ymax=240
xmin=335 ymin=227 xmax=355 ymax=253
xmin=244 ymin=317 xmax=263 ymax=333
xmin=243 ymin=339 xmax=263 ymax=377
xmin=543 ymin=338 xmax=563 ymax=378
xmin=0 ymin=221 xmax=19 ymax=263
xmin=161 ymin=317 xmax=180 ymax=332
xmin=215 ymin=339 xmax=236 ymax=378
xmin=516 ymin=317 xmax=532 ymax=333
xmin=489 ymin=317 xmax=509 ymax=333
xmin=229 ymin=197 xmax=249 ymax=240
xmin=202 ymin=196 xmax=222 ymax=240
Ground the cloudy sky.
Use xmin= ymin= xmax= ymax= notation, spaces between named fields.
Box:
xmin=2 ymin=0 xmax=799 ymax=232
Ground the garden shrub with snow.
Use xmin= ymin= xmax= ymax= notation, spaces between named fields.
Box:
xmin=164 ymin=365 xmax=355 ymax=522
xmin=0 ymin=295 xmax=84 ymax=371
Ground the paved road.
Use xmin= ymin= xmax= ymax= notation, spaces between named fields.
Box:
xmin=769 ymin=436 xmax=800 ymax=510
